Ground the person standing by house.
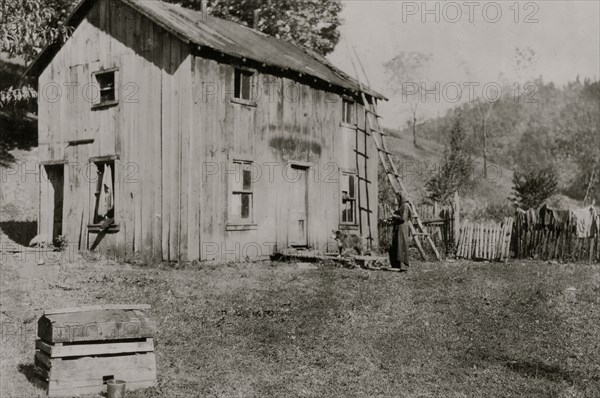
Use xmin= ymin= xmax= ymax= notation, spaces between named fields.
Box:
xmin=389 ymin=194 xmax=413 ymax=271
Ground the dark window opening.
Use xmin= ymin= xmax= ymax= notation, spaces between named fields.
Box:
xmin=341 ymin=172 xmax=357 ymax=224
xmin=342 ymin=99 xmax=355 ymax=124
xmin=234 ymin=68 xmax=254 ymax=101
xmin=92 ymin=69 xmax=118 ymax=108
xmin=92 ymin=161 xmax=116 ymax=226
xmin=230 ymin=161 xmax=254 ymax=222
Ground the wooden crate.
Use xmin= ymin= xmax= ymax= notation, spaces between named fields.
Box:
xmin=34 ymin=305 xmax=157 ymax=397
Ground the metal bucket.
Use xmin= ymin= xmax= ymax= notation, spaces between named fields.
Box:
xmin=107 ymin=379 xmax=126 ymax=398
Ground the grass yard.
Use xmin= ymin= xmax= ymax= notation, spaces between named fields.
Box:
xmin=1 ymin=255 xmax=599 ymax=398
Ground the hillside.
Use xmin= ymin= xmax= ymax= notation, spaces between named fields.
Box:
xmin=398 ymin=79 xmax=600 ymax=207
xmin=383 ymin=127 xmax=515 ymax=212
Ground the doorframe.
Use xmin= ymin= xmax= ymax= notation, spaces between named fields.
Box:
xmin=39 ymin=160 xmax=67 ymax=240
xmin=287 ymin=162 xmax=310 ymax=248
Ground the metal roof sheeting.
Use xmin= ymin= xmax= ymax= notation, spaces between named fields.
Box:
xmin=28 ymin=0 xmax=386 ymax=100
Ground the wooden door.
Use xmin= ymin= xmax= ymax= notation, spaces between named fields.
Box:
xmin=287 ymin=166 xmax=308 ymax=246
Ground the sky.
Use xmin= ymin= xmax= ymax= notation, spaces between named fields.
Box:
xmin=328 ymin=0 xmax=600 ymax=128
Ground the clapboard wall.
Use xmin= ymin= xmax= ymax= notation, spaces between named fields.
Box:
xmin=37 ymin=0 xmax=378 ymax=261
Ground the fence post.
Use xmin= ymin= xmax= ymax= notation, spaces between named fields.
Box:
xmin=453 ymin=192 xmax=460 ymax=248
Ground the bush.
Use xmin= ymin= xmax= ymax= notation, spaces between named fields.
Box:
xmin=468 ymin=202 xmax=515 ymax=222
xmin=511 ymin=166 xmax=558 ymax=209
xmin=52 ymin=235 xmax=68 ymax=251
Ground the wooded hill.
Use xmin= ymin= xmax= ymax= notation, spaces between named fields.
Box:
xmin=394 ymin=78 xmax=600 ymax=208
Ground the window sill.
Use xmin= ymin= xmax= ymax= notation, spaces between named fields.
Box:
xmin=91 ymin=100 xmax=118 ymax=110
xmin=230 ymin=98 xmax=257 ymax=107
xmin=340 ymin=122 xmax=357 ymax=129
xmin=226 ymin=223 xmax=258 ymax=231
xmin=339 ymin=224 xmax=359 ymax=231
xmin=88 ymin=224 xmax=121 ymax=233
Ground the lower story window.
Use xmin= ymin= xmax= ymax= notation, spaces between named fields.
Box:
xmin=92 ymin=161 xmax=116 ymax=226
xmin=341 ymin=172 xmax=357 ymax=225
xmin=229 ymin=160 xmax=254 ymax=223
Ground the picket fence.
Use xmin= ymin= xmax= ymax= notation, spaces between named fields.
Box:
xmin=456 ymin=218 xmax=514 ymax=261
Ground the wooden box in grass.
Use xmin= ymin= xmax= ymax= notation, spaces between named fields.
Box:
xmin=34 ymin=305 xmax=157 ymax=397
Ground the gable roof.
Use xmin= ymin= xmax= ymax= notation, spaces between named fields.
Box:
xmin=27 ymin=0 xmax=386 ymax=101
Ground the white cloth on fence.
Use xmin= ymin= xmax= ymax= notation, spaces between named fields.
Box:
xmin=572 ymin=206 xmax=595 ymax=238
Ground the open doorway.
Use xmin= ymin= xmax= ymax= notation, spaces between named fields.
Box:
xmin=287 ymin=165 xmax=309 ymax=247
xmin=40 ymin=164 xmax=64 ymax=242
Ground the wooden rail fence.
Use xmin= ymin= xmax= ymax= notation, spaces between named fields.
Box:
xmin=514 ymin=208 xmax=599 ymax=262
xmin=456 ymin=218 xmax=513 ymax=261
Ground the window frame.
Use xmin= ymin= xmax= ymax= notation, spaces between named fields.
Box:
xmin=91 ymin=67 xmax=119 ymax=110
xmin=341 ymin=98 xmax=356 ymax=125
xmin=231 ymin=67 xmax=257 ymax=107
xmin=340 ymin=170 xmax=358 ymax=227
xmin=226 ymin=159 xmax=257 ymax=231
xmin=88 ymin=156 xmax=120 ymax=232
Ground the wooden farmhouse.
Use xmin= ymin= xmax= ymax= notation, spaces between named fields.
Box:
xmin=27 ymin=0 xmax=386 ymax=262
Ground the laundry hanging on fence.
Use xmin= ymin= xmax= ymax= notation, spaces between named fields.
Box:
xmin=572 ymin=206 xmax=596 ymax=238
xmin=539 ymin=204 xmax=570 ymax=229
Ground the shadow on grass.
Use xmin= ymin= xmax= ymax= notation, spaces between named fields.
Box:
xmin=17 ymin=363 xmax=47 ymax=391
xmin=0 ymin=221 xmax=37 ymax=246
xmin=464 ymin=347 xmax=581 ymax=385
xmin=504 ymin=359 xmax=574 ymax=384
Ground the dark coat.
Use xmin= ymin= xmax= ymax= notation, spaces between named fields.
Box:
xmin=389 ymin=202 xmax=413 ymax=268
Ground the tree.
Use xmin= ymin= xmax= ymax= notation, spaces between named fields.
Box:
xmin=0 ymin=0 xmax=72 ymax=62
xmin=475 ymin=98 xmax=494 ymax=179
xmin=168 ymin=0 xmax=342 ymax=56
xmin=384 ymin=51 xmax=432 ymax=147
xmin=555 ymin=80 xmax=600 ymax=204
xmin=0 ymin=0 xmax=73 ymax=106
xmin=426 ymin=116 xmax=473 ymax=203
xmin=511 ymin=166 xmax=558 ymax=209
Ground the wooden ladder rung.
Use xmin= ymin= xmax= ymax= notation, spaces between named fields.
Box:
xmin=357 ymin=175 xmax=372 ymax=184
xmin=359 ymin=207 xmax=373 ymax=213
xmin=353 ymin=149 xmax=369 ymax=159
xmin=366 ymin=109 xmax=381 ymax=117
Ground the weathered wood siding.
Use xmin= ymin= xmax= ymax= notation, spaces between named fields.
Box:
xmin=38 ymin=0 xmax=192 ymax=260
xmin=190 ymin=58 xmax=379 ymax=261
xmin=38 ymin=0 xmax=378 ymax=261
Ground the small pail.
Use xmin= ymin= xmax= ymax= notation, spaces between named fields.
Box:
xmin=107 ymin=379 xmax=126 ymax=398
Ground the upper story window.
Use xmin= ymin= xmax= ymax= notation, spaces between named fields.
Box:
xmin=342 ymin=99 xmax=355 ymax=124
xmin=91 ymin=68 xmax=118 ymax=109
xmin=234 ymin=68 xmax=254 ymax=101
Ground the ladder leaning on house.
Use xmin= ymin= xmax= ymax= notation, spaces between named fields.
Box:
xmin=349 ymin=50 xmax=441 ymax=261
